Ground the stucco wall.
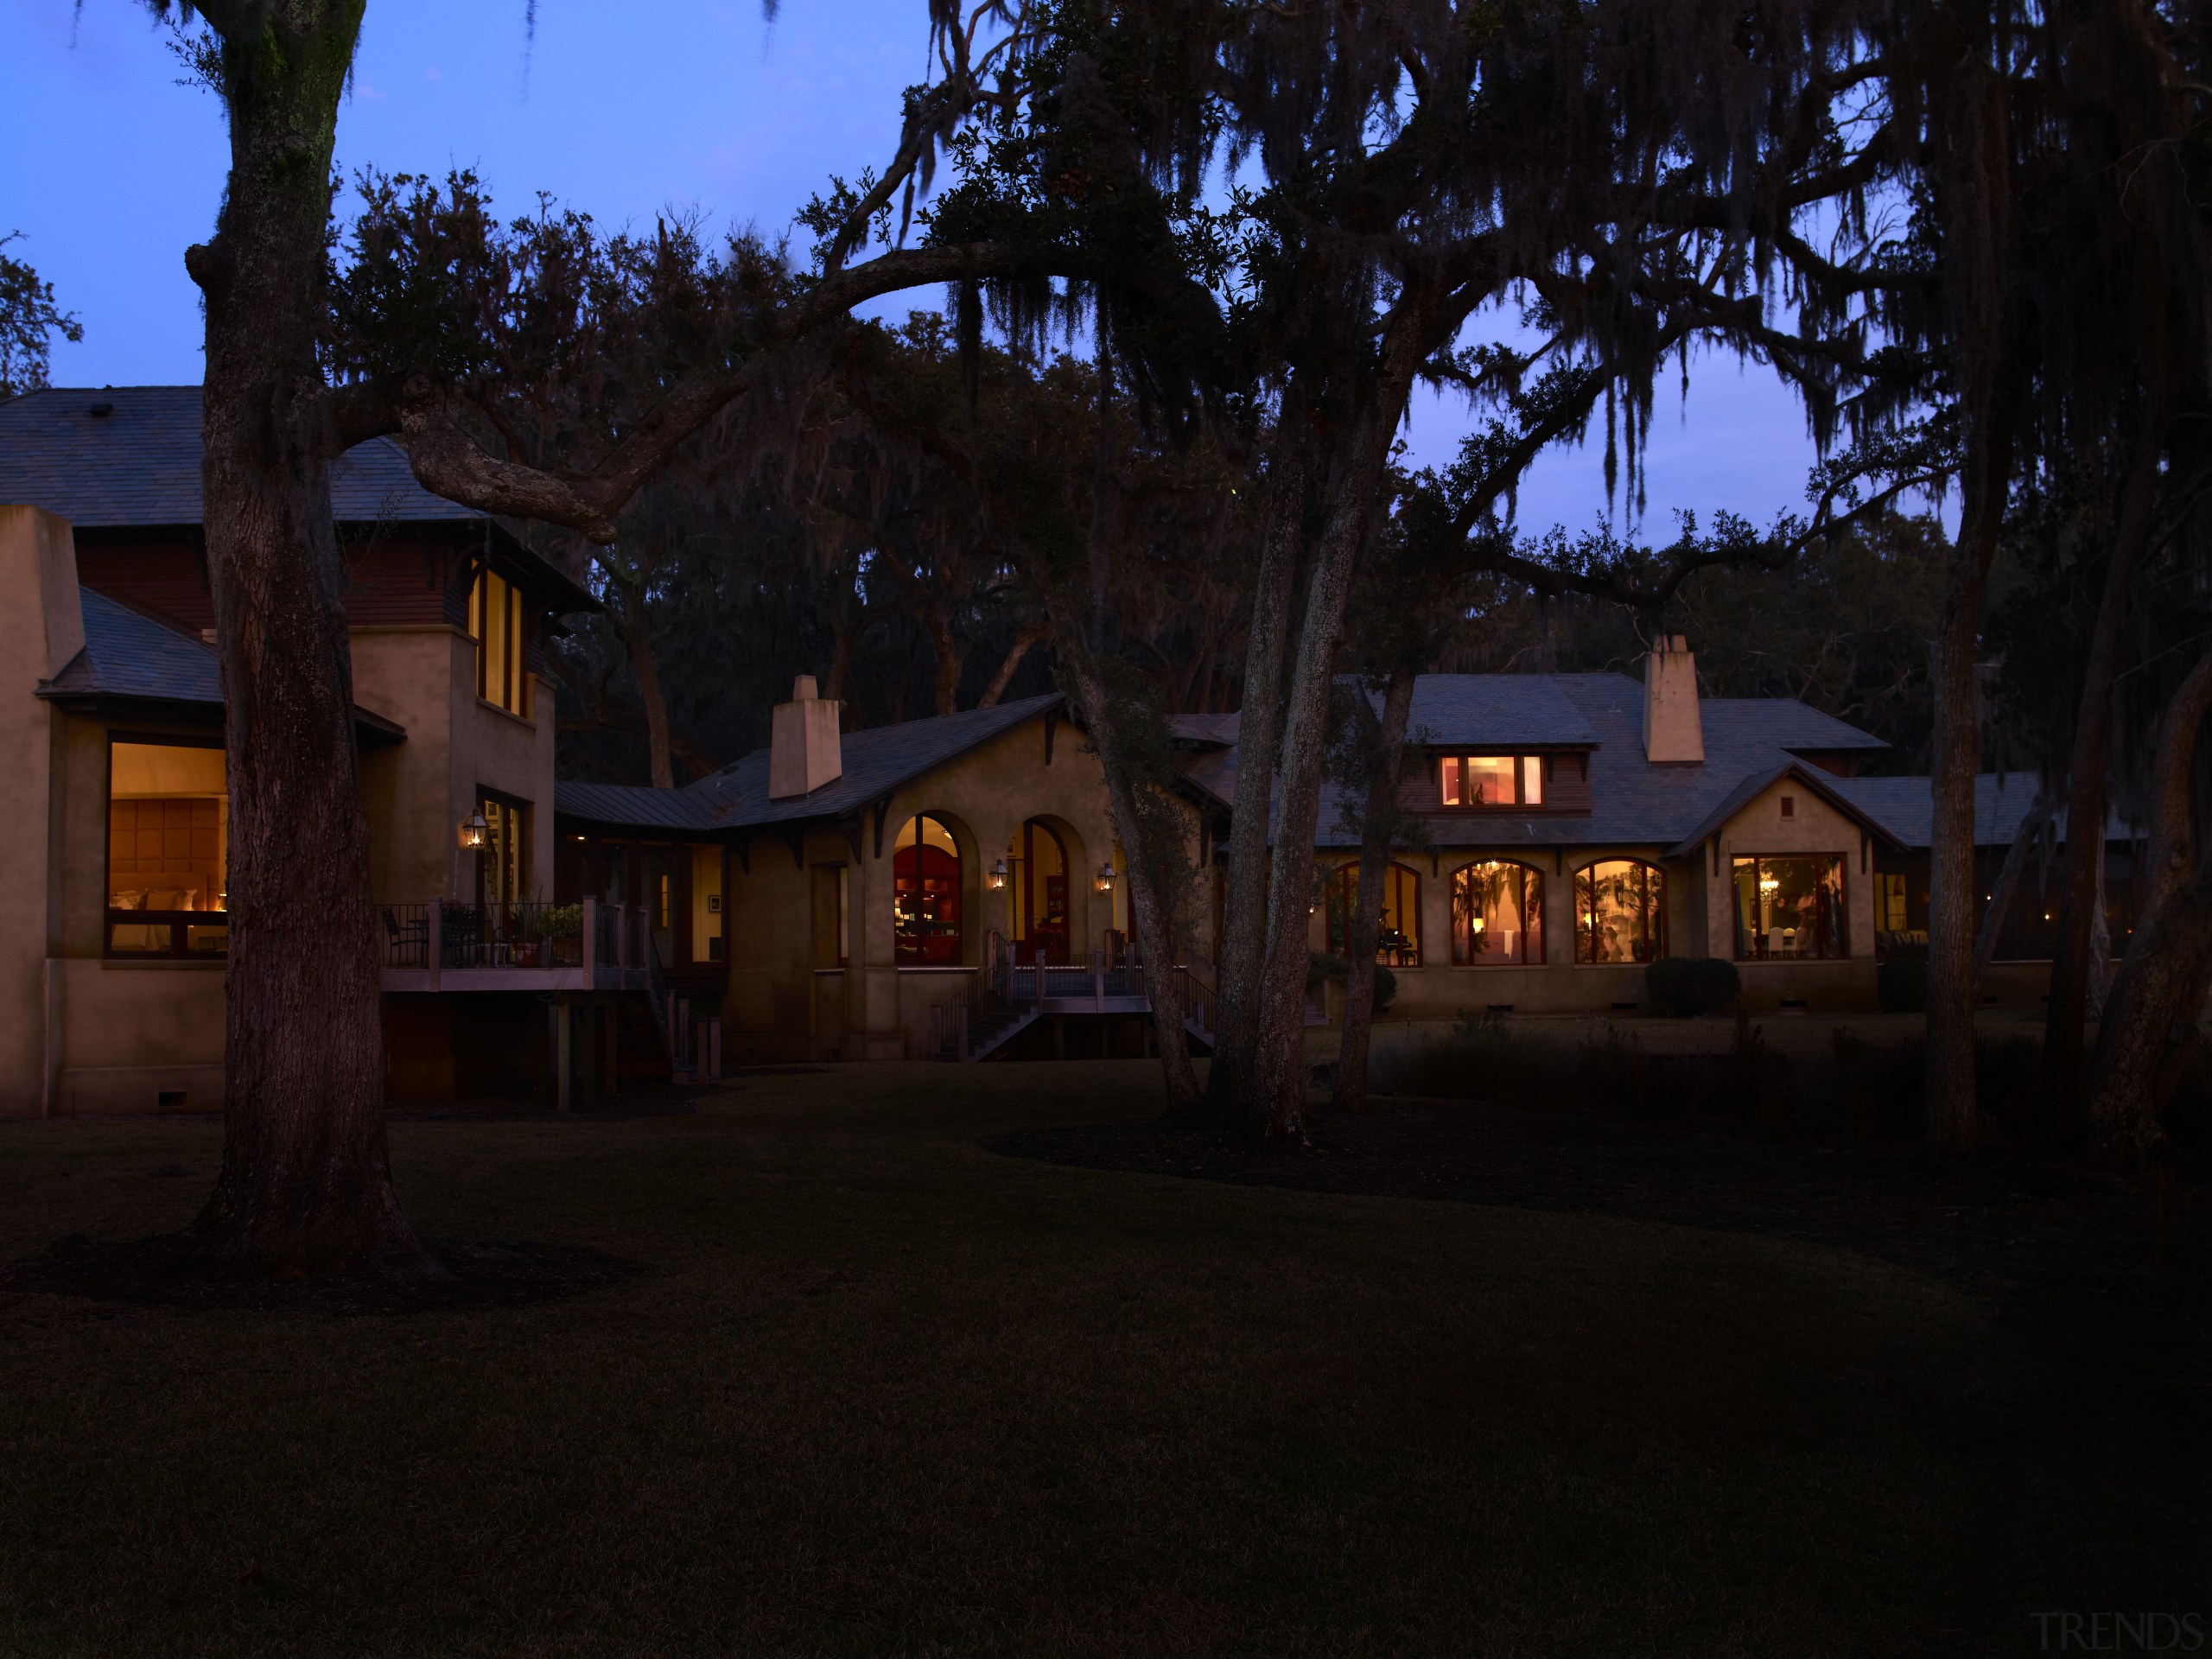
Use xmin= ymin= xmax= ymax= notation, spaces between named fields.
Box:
xmin=0 ymin=508 xmax=73 ymax=1115
xmin=352 ymin=626 xmax=556 ymax=901
xmin=1313 ymin=777 xmax=1881 ymax=1023
xmin=721 ymin=711 xmax=1159 ymax=1062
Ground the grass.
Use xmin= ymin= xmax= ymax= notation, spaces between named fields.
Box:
xmin=0 ymin=1061 xmax=2204 ymax=1657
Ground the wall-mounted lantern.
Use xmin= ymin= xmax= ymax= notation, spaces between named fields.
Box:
xmin=987 ymin=858 xmax=1009 ymax=891
xmin=458 ymin=810 xmax=490 ymax=852
xmin=1095 ymin=861 xmax=1117 ymax=893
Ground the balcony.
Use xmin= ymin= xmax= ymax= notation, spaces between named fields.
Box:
xmin=379 ymin=898 xmax=658 ymax=994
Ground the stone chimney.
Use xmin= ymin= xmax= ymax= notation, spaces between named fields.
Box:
xmin=1642 ymin=634 xmax=1704 ymax=765
xmin=768 ymin=674 xmax=842 ymax=799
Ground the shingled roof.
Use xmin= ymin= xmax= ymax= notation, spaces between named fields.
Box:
xmin=41 ymin=588 xmax=224 ymax=707
xmin=1310 ymin=671 xmax=1891 ymax=849
xmin=37 ymin=587 xmax=404 ymax=741
xmin=556 ymin=694 xmax=1067 ymax=833
xmin=0 ymin=386 xmax=486 ymax=527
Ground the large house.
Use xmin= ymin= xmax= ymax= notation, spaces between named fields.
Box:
xmin=0 ymin=387 xmax=598 ymax=1116
xmin=1 ymin=387 xmax=2133 ymax=1113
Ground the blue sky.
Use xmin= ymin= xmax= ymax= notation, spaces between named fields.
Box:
xmin=1 ymin=0 xmax=1827 ymax=538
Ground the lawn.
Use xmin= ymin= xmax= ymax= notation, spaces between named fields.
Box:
xmin=0 ymin=1061 xmax=2203 ymax=1657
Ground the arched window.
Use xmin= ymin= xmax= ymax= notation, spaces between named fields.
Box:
xmin=1452 ymin=861 xmax=1544 ymax=965
xmin=1575 ymin=860 xmax=1667 ymax=964
xmin=1004 ymin=818 xmax=1070 ymax=965
xmin=1324 ymin=862 xmax=1421 ymax=968
xmin=893 ymin=813 xmax=962 ymax=964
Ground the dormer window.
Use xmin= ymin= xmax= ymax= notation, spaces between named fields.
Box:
xmin=1439 ymin=753 xmax=1546 ymax=808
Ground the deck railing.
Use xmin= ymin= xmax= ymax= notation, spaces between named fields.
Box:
xmin=378 ymin=899 xmax=618 ymax=975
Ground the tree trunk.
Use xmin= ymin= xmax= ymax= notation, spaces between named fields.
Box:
xmin=2087 ymin=645 xmax=2212 ymax=1153
xmin=185 ymin=1 xmax=435 ymax=1281
xmin=2044 ymin=418 xmax=2165 ymax=1139
xmin=1244 ymin=405 xmax=1397 ymax=1141
xmin=1052 ymin=607 xmax=1202 ymax=1111
xmin=613 ymin=574 xmax=676 ymax=790
xmin=1203 ymin=419 xmax=1306 ymax=1125
xmin=1332 ymin=669 xmax=1415 ymax=1116
xmin=1924 ymin=415 xmax=2016 ymax=1157
xmin=977 ymin=620 xmax=1051 ymax=708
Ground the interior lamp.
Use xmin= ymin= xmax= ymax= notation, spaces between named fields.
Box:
xmin=458 ymin=810 xmax=490 ymax=852
xmin=987 ymin=858 xmax=1009 ymax=891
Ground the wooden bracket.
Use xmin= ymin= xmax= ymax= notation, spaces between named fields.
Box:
xmin=781 ymin=828 xmax=806 ymax=870
xmin=1712 ymin=837 xmax=1722 ymax=877
xmin=734 ymin=835 xmax=750 ymax=876
xmin=873 ymin=796 xmax=893 ymax=858
xmin=1044 ymin=709 xmax=1059 ymax=765
xmin=836 ymin=812 xmax=865 ymax=865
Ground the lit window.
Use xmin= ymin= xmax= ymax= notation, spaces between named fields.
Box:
xmin=1879 ymin=873 xmax=1908 ymax=932
xmin=470 ymin=567 xmax=531 ymax=717
xmin=1452 ymin=861 xmax=1544 ymax=964
xmin=690 ymin=845 xmax=723 ymax=963
xmin=106 ymin=739 xmax=227 ymax=957
xmin=1575 ymin=861 xmax=1667 ymax=963
xmin=1732 ymin=855 xmax=1848 ymax=960
xmin=475 ymin=793 xmax=527 ymax=907
xmin=1438 ymin=754 xmax=1548 ymax=808
xmin=894 ymin=813 xmax=963 ymax=964
xmin=1323 ymin=862 xmax=1421 ymax=967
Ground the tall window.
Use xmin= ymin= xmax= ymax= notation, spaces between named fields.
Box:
xmin=1324 ymin=862 xmax=1421 ymax=967
xmin=1439 ymin=753 xmax=1546 ymax=807
xmin=1732 ymin=855 xmax=1848 ymax=960
xmin=894 ymin=813 xmax=963 ymax=964
xmin=106 ymin=739 xmax=228 ymax=957
xmin=1575 ymin=860 xmax=1666 ymax=963
xmin=1878 ymin=873 xmax=1910 ymax=932
xmin=1451 ymin=861 xmax=1544 ymax=965
xmin=1006 ymin=818 xmax=1068 ymax=964
xmin=476 ymin=792 xmax=527 ymax=907
xmin=470 ymin=567 xmax=531 ymax=717
xmin=690 ymin=843 xmax=724 ymax=963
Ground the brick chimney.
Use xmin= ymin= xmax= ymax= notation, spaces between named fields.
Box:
xmin=767 ymin=674 xmax=842 ymax=798
xmin=1642 ymin=635 xmax=1704 ymax=765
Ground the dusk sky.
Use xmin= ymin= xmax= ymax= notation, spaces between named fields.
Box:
xmin=3 ymin=0 xmax=1828 ymax=540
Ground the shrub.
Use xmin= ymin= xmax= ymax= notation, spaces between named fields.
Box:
xmin=1877 ymin=958 xmax=1929 ymax=1014
xmin=1646 ymin=956 xmax=1741 ymax=1017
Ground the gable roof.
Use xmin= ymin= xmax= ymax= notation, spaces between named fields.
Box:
xmin=1662 ymin=760 xmax=1904 ymax=859
xmin=0 ymin=386 xmax=485 ymax=527
xmin=556 ymin=693 xmax=1067 ymax=833
xmin=1310 ymin=672 xmax=1890 ymax=850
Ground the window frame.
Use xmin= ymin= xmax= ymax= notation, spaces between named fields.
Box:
xmin=1573 ymin=859 xmax=1669 ymax=965
xmin=1730 ymin=852 xmax=1850 ymax=961
xmin=103 ymin=733 xmax=230 ymax=960
xmin=469 ymin=566 xmax=532 ymax=720
xmin=1449 ymin=859 xmax=1546 ymax=966
xmin=1438 ymin=753 xmax=1549 ymax=810
xmin=1322 ymin=861 xmax=1422 ymax=967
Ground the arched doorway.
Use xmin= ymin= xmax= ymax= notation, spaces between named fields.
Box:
xmin=893 ymin=813 xmax=963 ymax=964
xmin=1006 ymin=817 xmax=1071 ymax=964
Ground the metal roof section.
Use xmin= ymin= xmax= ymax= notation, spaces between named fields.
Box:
xmin=1829 ymin=772 xmax=2128 ymax=849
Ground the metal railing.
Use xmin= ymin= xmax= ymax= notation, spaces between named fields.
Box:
xmin=431 ymin=901 xmax=586 ymax=969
